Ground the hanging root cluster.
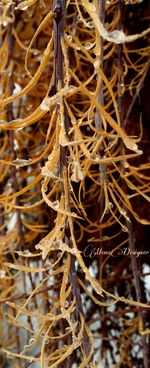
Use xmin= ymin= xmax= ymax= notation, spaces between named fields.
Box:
xmin=0 ymin=0 xmax=150 ymax=367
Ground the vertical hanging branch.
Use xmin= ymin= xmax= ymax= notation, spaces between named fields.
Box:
xmin=95 ymin=0 xmax=105 ymax=131
xmin=94 ymin=0 xmax=108 ymax=359
xmin=53 ymin=0 xmax=91 ymax=358
xmin=94 ymin=0 xmax=106 ymax=236
xmin=95 ymin=0 xmax=106 ymax=186
xmin=117 ymin=2 xmax=149 ymax=367
xmin=53 ymin=0 xmax=68 ymax=171
xmin=95 ymin=0 xmax=106 ymax=285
